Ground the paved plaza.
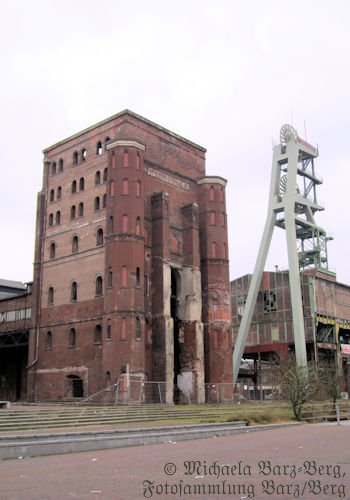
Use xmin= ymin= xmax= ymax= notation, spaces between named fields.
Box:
xmin=1 ymin=423 xmax=349 ymax=499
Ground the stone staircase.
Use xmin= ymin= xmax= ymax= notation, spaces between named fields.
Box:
xmin=0 ymin=404 xmax=242 ymax=433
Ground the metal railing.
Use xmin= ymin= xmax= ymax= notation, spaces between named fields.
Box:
xmin=300 ymin=401 xmax=350 ymax=423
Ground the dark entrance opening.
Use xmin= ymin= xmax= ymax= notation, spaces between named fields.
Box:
xmin=171 ymin=268 xmax=181 ymax=403
xmin=66 ymin=374 xmax=84 ymax=398
xmin=0 ymin=331 xmax=29 ymax=401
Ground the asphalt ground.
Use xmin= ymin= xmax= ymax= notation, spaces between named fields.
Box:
xmin=0 ymin=422 xmax=349 ymax=500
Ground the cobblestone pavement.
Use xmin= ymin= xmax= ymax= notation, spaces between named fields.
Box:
xmin=1 ymin=423 xmax=349 ymax=500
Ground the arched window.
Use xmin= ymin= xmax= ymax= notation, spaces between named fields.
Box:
xmin=49 ymin=242 xmax=56 ymax=259
xmin=94 ymin=196 xmax=100 ymax=211
xmin=95 ymin=276 xmax=103 ymax=296
xmin=109 ymin=180 xmax=115 ymax=196
xmin=209 ymin=186 xmax=215 ymax=201
xmin=103 ymin=168 xmax=108 ymax=182
xmin=71 ymin=205 xmax=76 ymax=219
xmin=105 ymin=136 xmax=110 ymax=144
xmin=81 ymin=148 xmax=87 ymax=161
xmin=55 ymin=210 xmax=61 ymax=225
xmin=57 ymin=186 xmax=62 ymax=200
xmin=94 ymin=324 xmax=102 ymax=344
xmin=95 ymin=171 xmax=101 ymax=185
xmin=73 ymin=151 xmax=78 ymax=165
xmin=72 ymin=235 xmax=79 ymax=254
xmin=48 ymin=213 xmax=54 ymax=226
xmin=121 ymin=318 xmax=127 ymax=340
xmin=51 ymin=161 xmax=56 ymax=175
xmin=123 ymin=150 xmax=129 ymax=167
xmin=78 ymin=202 xmax=84 ymax=217
xmin=71 ymin=281 xmax=77 ymax=302
xmin=72 ymin=180 xmax=77 ymax=194
xmin=59 ymin=158 xmax=64 ymax=172
xmin=96 ymin=141 xmax=102 ymax=155
xmin=46 ymin=331 xmax=52 ymax=349
xmin=69 ymin=328 xmax=76 ymax=347
xmin=136 ymin=316 xmax=141 ymax=339
xmin=136 ymin=267 xmax=141 ymax=287
xmin=211 ymin=241 xmax=217 ymax=258
xmin=102 ymin=193 xmax=106 ymax=208
xmin=48 ymin=287 xmax=54 ymax=305
xmin=219 ymin=187 xmax=224 ymax=202
xmin=107 ymin=319 xmax=112 ymax=340
xmin=111 ymin=152 xmax=116 ymax=169
xmin=210 ymin=211 xmax=216 ymax=225
xmin=96 ymin=228 xmax=103 ymax=246
xmin=122 ymin=214 xmax=128 ymax=233
xmin=136 ymin=152 xmax=140 ymax=170
xmin=79 ymin=177 xmax=84 ymax=191
xmin=136 ymin=217 xmax=141 ymax=235
xmin=108 ymin=216 xmax=114 ymax=233
xmin=122 ymin=179 xmax=128 ymax=195
xmin=136 ymin=181 xmax=141 ymax=197
xmin=122 ymin=266 xmax=128 ymax=287
xmin=107 ymin=268 xmax=113 ymax=287
xmin=50 ymin=189 xmax=54 ymax=202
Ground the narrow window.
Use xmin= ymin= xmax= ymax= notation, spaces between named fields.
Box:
xmin=122 ymin=266 xmax=128 ymax=287
xmin=55 ymin=210 xmax=61 ymax=224
xmin=96 ymin=141 xmax=102 ymax=155
xmin=223 ymin=242 xmax=227 ymax=259
xmin=96 ymin=228 xmax=103 ymax=246
xmin=121 ymin=318 xmax=127 ymax=340
xmin=105 ymin=136 xmax=110 ymax=144
xmin=49 ymin=242 xmax=56 ymax=259
xmin=48 ymin=287 xmax=54 ymax=305
xmin=209 ymin=186 xmax=215 ymax=201
xmin=94 ymin=324 xmax=102 ymax=344
xmin=136 ymin=217 xmax=141 ymax=235
xmin=106 ymin=371 xmax=111 ymax=382
xmin=136 ymin=267 xmax=141 ymax=287
xmin=51 ymin=161 xmax=57 ymax=175
xmin=122 ymin=214 xmax=128 ymax=233
xmin=46 ymin=331 xmax=52 ymax=349
xmin=57 ymin=186 xmax=62 ymax=200
xmin=111 ymin=152 xmax=116 ymax=169
xmin=72 ymin=235 xmax=79 ymax=254
xmin=71 ymin=205 xmax=76 ymax=219
xmin=50 ymin=189 xmax=54 ymax=202
xmin=221 ymin=213 xmax=225 ymax=226
xmin=59 ymin=159 xmax=64 ymax=172
xmin=78 ymin=202 xmax=84 ymax=217
xmin=102 ymin=193 xmax=106 ymax=208
xmin=123 ymin=150 xmax=129 ymax=167
xmin=95 ymin=171 xmax=101 ymax=185
xmin=136 ymin=152 xmax=140 ymax=170
xmin=69 ymin=328 xmax=76 ymax=347
xmin=136 ymin=316 xmax=141 ymax=340
xmin=95 ymin=276 xmax=103 ymax=296
xmin=122 ymin=179 xmax=128 ymax=195
xmin=73 ymin=151 xmax=78 ymax=165
xmin=219 ymin=187 xmax=224 ymax=202
xmin=71 ymin=281 xmax=77 ymax=302
xmin=48 ymin=213 xmax=53 ymax=226
xmin=103 ymin=168 xmax=108 ymax=182
xmin=210 ymin=211 xmax=216 ymax=225
xmin=81 ymin=148 xmax=87 ymax=161
xmin=107 ymin=320 xmax=112 ymax=340
xmin=108 ymin=216 xmax=114 ymax=233
xmin=136 ymin=181 xmax=141 ymax=197
xmin=79 ymin=177 xmax=85 ymax=191
xmin=107 ymin=268 xmax=113 ymax=287
xmin=109 ymin=180 xmax=115 ymax=196
xmin=94 ymin=196 xmax=100 ymax=211
xmin=211 ymin=241 xmax=217 ymax=258
xmin=72 ymin=180 xmax=77 ymax=194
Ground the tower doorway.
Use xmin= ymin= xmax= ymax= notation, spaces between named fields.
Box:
xmin=171 ymin=268 xmax=181 ymax=403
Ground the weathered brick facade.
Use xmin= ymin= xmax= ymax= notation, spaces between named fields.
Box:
xmin=23 ymin=110 xmax=232 ymax=402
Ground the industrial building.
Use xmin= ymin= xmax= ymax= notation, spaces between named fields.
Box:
xmin=231 ymin=269 xmax=350 ymax=396
xmin=0 ymin=110 xmax=232 ymax=403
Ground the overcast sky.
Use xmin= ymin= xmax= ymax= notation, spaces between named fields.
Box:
xmin=1 ymin=0 xmax=349 ymax=286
